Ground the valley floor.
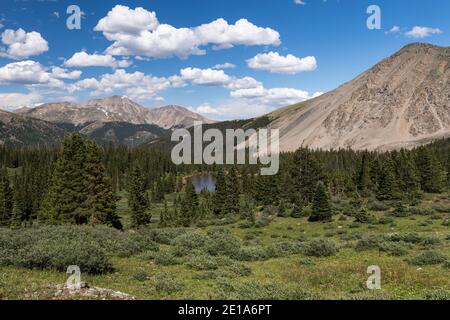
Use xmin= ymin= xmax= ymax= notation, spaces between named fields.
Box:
xmin=1 ymin=193 xmax=449 ymax=300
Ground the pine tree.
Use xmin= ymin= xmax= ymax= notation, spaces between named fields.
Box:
xmin=355 ymin=152 xmax=372 ymax=196
xmin=84 ymin=141 xmax=122 ymax=229
xmin=393 ymin=150 xmax=420 ymax=197
xmin=180 ymin=181 xmax=199 ymax=226
xmin=393 ymin=201 xmax=408 ymax=217
xmin=213 ymin=168 xmax=228 ymax=216
xmin=278 ymin=199 xmax=289 ymax=217
xmin=0 ymin=167 xmax=13 ymax=226
xmin=11 ymin=174 xmax=31 ymax=227
xmin=198 ymin=191 xmax=213 ymax=220
xmin=290 ymin=149 xmax=326 ymax=204
xmin=291 ymin=202 xmax=304 ymax=218
xmin=172 ymin=195 xmax=181 ymax=226
xmin=309 ymin=181 xmax=333 ymax=222
xmin=159 ymin=199 xmax=168 ymax=228
xmin=152 ymin=179 xmax=165 ymax=203
xmin=376 ymin=157 xmax=398 ymax=201
xmin=446 ymin=152 xmax=450 ymax=190
xmin=354 ymin=206 xmax=369 ymax=223
xmin=239 ymin=194 xmax=255 ymax=225
xmin=40 ymin=133 xmax=88 ymax=224
xmin=415 ymin=147 xmax=446 ymax=193
xmin=128 ymin=166 xmax=151 ymax=227
xmin=226 ymin=167 xmax=241 ymax=214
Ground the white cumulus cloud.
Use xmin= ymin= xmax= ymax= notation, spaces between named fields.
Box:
xmin=64 ymin=51 xmax=132 ymax=68
xmin=51 ymin=67 xmax=82 ymax=80
xmin=180 ymin=67 xmax=231 ymax=86
xmin=95 ymin=5 xmax=159 ymax=35
xmin=0 ymin=28 xmax=48 ymax=59
xmin=247 ymin=51 xmax=317 ymax=74
xmin=71 ymin=69 xmax=179 ymax=102
xmin=0 ymin=60 xmax=61 ymax=86
xmin=94 ymin=5 xmax=280 ymax=59
xmin=405 ymin=26 xmax=443 ymax=38
xmin=212 ymin=62 xmax=236 ymax=69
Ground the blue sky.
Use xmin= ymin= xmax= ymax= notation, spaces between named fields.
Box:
xmin=0 ymin=0 xmax=448 ymax=120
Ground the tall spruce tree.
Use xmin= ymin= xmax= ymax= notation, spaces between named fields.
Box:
xmin=376 ymin=157 xmax=399 ymax=201
xmin=290 ymin=149 xmax=326 ymax=204
xmin=84 ymin=140 xmax=122 ymax=229
xmin=415 ymin=147 xmax=446 ymax=193
xmin=213 ymin=168 xmax=228 ymax=216
xmin=180 ymin=180 xmax=199 ymax=226
xmin=393 ymin=150 xmax=420 ymax=197
xmin=128 ymin=166 xmax=151 ymax=227
xmin=11 ymin=173 xmax=32 ymax=226
xmin=159 ymin=199 xmax=169 ymax=228
xmin=226 ymin=167 xmax=241 ymax=214
xmin=447 ymin=152 xmax=450 ymax=190
xmin=239 ymin=194 xmax=255 ymax=224
xmin=40 ymin=133 xmax=88 ymax=224
xmin=0 ymin=167 xmax=13 ymax=226
xmin=355 ymin=152 xmax=372 ymax=196
xmin=309 ymin=181 xmax=333 ymax=222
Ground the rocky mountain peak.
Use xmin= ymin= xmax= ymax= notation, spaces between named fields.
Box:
xmin=265 ymin=42 xmax=450 ymax=151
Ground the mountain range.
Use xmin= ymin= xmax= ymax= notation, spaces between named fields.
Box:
xmin=17 ymin=95 xmax=214 ymax=129
xmin=1 ymin=42 xmax=449 ymax=150
xmin=3 ymin=96 xmax=213 ymax=146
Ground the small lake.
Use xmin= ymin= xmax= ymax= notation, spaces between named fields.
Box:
xmin=191 ymin=174 xmax=216 ymax=193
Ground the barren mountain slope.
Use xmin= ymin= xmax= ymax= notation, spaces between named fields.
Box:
xmin=266 ymin=43 xmax=450 ymax=151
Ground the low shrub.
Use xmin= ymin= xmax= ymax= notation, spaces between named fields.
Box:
xmin=377 ymin=217 xmax=394 ymax=225
xmin=423 ymin=290 xmax=450 ymax=300
xmin=150 ymin=228 xmax=188 ymax=245
xmin=184 ymin=254 xmax=219 ymax=271
xmin=340 ymin=232 xmax=363 ymax=241
xmin=431 ymin=205 xmax=450 ymax=213
xmin=265 ymin=241 xmax=303 ymax=258
xmin=214 ymin=280 xmax=317 ymax=300
xmin=243 ymin=233 xmax=255 ymax=240
xmin=238 ymin=220 xmax=254 ymax=229
xmin=171 ymin=231 xmax=210 ymax=256
xmin=409 ymin=251 xmax=447 ymax=266
xmin=153 ymin=273 xmax=184 ymax=293
xmin=255 ymin=217 xmax=271 ymax=228
xmin=378 ymin=241 xmax=409 ymax=256
xmin=222 ymin=261 xmax=252 ymax=277
xmin=138 ymin=250 xmax=158 ymax=261
xmin=355 ymin=234 xmax=385 ymax=251
xmin=236 ymin=246 xmax=268 ymax=261
xmin=113 ymin=233 xmax=159 ymax=258
xmin=0 ymin=225 xmax=120 ymax=274
xmin=132 ymin=269 xmax=149 ymax=282
xmin=368 ymin=200 xmax=390 ymax=212
xmin=388 ymin=233 xmax=422 ymax=244
xmin=304 ymin=239 xmax=338 ymax=257
xmin=299 ymin=257 xmax=315 ymax=265
xmin=153 ymin=251 xmax=179 ymax=266
xmin=349 ymin=222 xmax=362 ymax=229
xmin=420 ymin=236 xmax=442 ymax=248
xmin=205 ymin=228 xmax=241 ymax=257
